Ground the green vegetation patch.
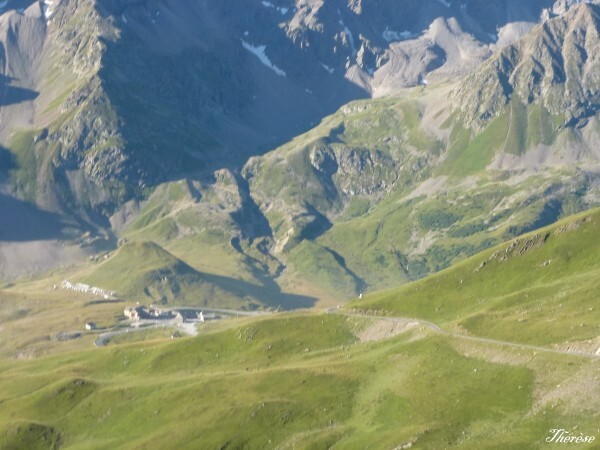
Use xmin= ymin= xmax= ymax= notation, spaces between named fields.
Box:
xmin=287 ymin=242 xmax=362 ymax=298
xmin=417 ymin=208 xmax=461 ymax=230
xmin=440 ymin=117 xmax=503 ymax=177
xmin=0 ymin=422 xmax=62 ymax=450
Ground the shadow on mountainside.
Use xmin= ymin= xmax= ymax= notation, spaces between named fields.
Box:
xmin=2 ymin=0 xmax=39 ymax=12
xmin=199 ymin=271 xmax=317 ymax=310
xmin=0 ymin=75 xmax=38 ymax=106
xmin=92 ymin=0 xmax=369 ymax=188
xmin=293 ymin=0 xmax=557 ymax=47
xmin=0 ymin=146 xmax=15 ymax=182
xmin=0 ymin=193 xmax=72 ymax=242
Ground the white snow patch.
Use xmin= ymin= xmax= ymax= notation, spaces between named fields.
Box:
xmin=320 ymin=63 xmax=334 ymax=74
xmin=242 ymin=40 xmax=286 ymax=77
xmin=121 ymin=14 xmax=128 ymax=23
xmin=382 ymin=27 xmax=417 ymax=42
xmin=262 ymin=2 xmax=290 ymax=15
xmin=342 ymin=25 xmax=357 ymax=56
xmin=436 ymin=0 xmax=451 ymax=7
xmin=42 ymin=0 xmax=57 ymax=20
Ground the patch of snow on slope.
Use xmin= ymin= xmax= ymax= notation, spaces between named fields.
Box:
xmin=342 ymin=23 xmax=358 ymax=56
xmin=242 ymin=40 xmax=286 ymax=77
xmin=320 ymin=63 xmax=334 ymax=74
xmin=437 ymin=0 xmax=451 ymax=7
xmin=42 ymin=0 xmax=60 ymax=20
xmin=262 ymin=1 xmax=289 ymax=15
xmin=382 ymin=27 xmax=417 ymax=42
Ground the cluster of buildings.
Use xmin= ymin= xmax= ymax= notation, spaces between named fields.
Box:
xmin=123 ymin=305 xmax=170 ymax=321
xmin=123 ymin=305 xmax=218 ymax=323
xmin=84 ymin=305 xmax=221 ymax=334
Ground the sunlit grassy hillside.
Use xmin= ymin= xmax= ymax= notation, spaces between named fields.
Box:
xmin=1 ymin=311 xmax=598 ymax=449
xmin=352 ymin=208 xmax=600 ymax=347
xmin=0 ymin=210 xmax=598 ymax=449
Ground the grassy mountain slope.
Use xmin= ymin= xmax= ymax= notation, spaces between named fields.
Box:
xmin=1 ymin=208 xmax=599 ymax=448
xmin=80 ymin=241 xmax=213 ymax=306
xmin=0 ymin=312 xmax=597 ymax=447
xmin=352 ymin=208 xmax=600 ymax=347
xmin=0 ymin=333 xmax=533 ymax=449
xmin=239 ymin=87 xmax=598 ymax=300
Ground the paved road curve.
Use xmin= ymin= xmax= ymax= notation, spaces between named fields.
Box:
xmin=163 ymin=307 xmax=270 ymax=317
xmin=95 ymin=308 xmax=271 ymax=347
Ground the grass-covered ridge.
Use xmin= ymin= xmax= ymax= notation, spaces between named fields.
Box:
xmin=7 ymin=75 xmax=596 ymax=307
xmin=78 ymin=240 xmax=316 ymax=310
xmin=79 ymin=241 xmax=266 ymax=308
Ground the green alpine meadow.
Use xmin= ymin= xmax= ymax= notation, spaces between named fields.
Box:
xmin=0 ymin=0 xmax=599 ymax=448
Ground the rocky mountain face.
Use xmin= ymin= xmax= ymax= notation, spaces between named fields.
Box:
xmin=1 ymin=0 xmax=599 ymax=306
xmin=0 ymin=0 xmax=559 ymax=217
xmin=453 ymin=1 xmax=600 ymax=131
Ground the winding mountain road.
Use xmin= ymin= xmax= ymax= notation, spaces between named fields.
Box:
xmin=329 ymin=309 xmax=600 ymax=360
xmin=95 ymin=305 xmax=598 ymax=360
